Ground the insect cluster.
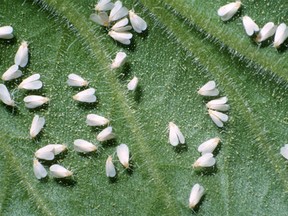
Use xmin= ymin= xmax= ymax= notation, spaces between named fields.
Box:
xmin=32 ymin=51 xmax=135 ymax=179
xmin=168 ymin=80 xmax=227 ymax=209
xmin=1 ymin=0 xmax=286 ymax=212
xmin=90 ymin=0 xmax=147 ymax=45
xmin=217 ymin=1 xmax=288 ymax=48
xmin=0 ymin=10 xmax=140 ymax=182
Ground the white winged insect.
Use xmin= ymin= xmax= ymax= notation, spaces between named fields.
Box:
xmin=86 ymin=114 xmax=109 ymax=126
xmin=111 ymin=51 xmax=127 ymax=69
xmin=111 ymin=18 xmax=132 ymax=32
xmin=129 ymin=10 xmax=147 ymax=33
xmin=33 ymin=159 xmax=47 ymax=180
xmin=15 ymin=41 xmax=29 ymax=67
xmin=74 ymin=139 xmax=97 ymax=153
xmin=90 ymin=12 xmax=109 ymax=27
xmin=2 ymin=64 xmax=22 ymax=81
xmin=24 ymin=95 xmax=49 ymax=108
xmin=109 ymin=1 xmax=128 ymax=22
xmin=168 ymin=122 xmax=185 ymax=146
xmin=106 ymin=155 xmax=116 ymax=177
xmin=273 ymin=23 xmax=288 ymax=48
xmin=18 ymin=74 xmax=42 ymax=90
xmin=242 ymin=16 xmax=259 ymax=36
xmin=116 ymin=144 xmax=130 ymax=168
xmin=97 ymin=126 xmax=115 ymax=141
xmin=50 ymin=164 xmax=73 ymax=178
xmin=280 ymin=144 xmax=288 ymax=160
xmin=256 ymin=22 xmax=277 ymax=42
xmin=197 ymin=81 xmax=219 ymax=96
xmin=0 ymin=84 xmax=15 ymax=106
xmin=193 ymin=153 xmax=216 ymax=168
xmin=189 ymin=184 xmax=205 ymax=209
xmin=208 ymin=109 xmax=228 ymax=128
xmin=30 ymin=115 xmax=45 ymax=138
xmin=0 ymin=26 xmax=13 ymax=39
xmin=67 ymin=73 xmax=88 ymax=87
xmin=217 ymin=1 xmax=241 ymax=21
xmin=198 ymin=137 xmax=220 ymax=155
xmin=73 ymin=88 xmax=96 ymax=103
xmin=35 ymin=144 xmax=67 ymax=160
xmin=206 ymin=96 xmax=230 ymax=111
xmin=95 ymin=0 xmax=114 ymax=12
xmin=108 ymin=30 xmax=133 ymax=45
xmin=127 ymin=76 xmax=138 ymax=91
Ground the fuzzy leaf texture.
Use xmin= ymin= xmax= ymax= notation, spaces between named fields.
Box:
xmin=0 ymin=0 xmax=288 ymax=215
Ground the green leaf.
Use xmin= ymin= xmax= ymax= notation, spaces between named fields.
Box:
xmin=1 ymin=0 xmax=288 ymax=215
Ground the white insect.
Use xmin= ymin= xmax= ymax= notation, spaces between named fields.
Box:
xmin=2 ymin=64 xmax=22 ymax=81
xmin=33 ymin=159 xmax=47 ymax=180
xmin=129 ymin=10 xmax=147 ymax=33
xmin=189 ymin=183 xmax=205 ymax=209
xmin=35 ymin=144 xmax=67 ymax=160
xmin=50 ymin=164 xmax=73 ymax=178
xmin=95 ymin=0 xmax=114 ymax=12
xmin=90 ymin=12 xmax=109 ymax=27
xmin=198 ymin=137 xmax=221 ymax=155
xmin=217 ymin=1 xmax=241 ymax=21
xmin=67 ymin=73 xmax=88 ymax=87
xmin=256 ymin=22 xmax=277 ymax=42
xmin=108 ymin=30 xmax=133 ymax=45
xmin=35 ymin=146 xmax=54 ymax=160
xmin=208 ymin=109 xmax=229 ymax=128
xmin=15 ymin=41 xmax=29 ymax=67
xmin=193 ymin=153 xmax=216 ymax=168
xmin=273 ymin=23 xmax=288 ymax=48
xmin=206 ymin=96 xmax=230 ymax=111
xmin=116 ymin=144 xmax=130 ymax=168
xmin=30 ymin=115 xmax=45 ymax=138
xmin=111 ymin=18 xmax=132 ymax=32
xmin=74 ymin=139 xmax=97 ymax=153
xmin=86 ymin=114 xmax=109 ymax=126
xmin=73 ymin=88 xmax=96 ymax=103
xmin=197 ymin=81 xmax=219 ymax=96
xmin=0 ymin=26 xmax=14 ymax=39
xmin=106 ymin=155 xmax=116 ymax=177
xmin=127 ymin=76 xmax=139 ymax=91
xmin=24 ymin=95 xmax=49 ymax=109
xmin=97 ymin=126 xmax=115 ymax=141
xmin=109 ymin=1 xmax=128 ymax=22
xmin=0 ymin=84 xmax=15 ymax=106
xmin=242 ymin=16 xmax=259 ymax=36
xmin=168 ymin=122 xmax=185 ymax=146
xmin=208 ymin=109 xmax=229 ymax=127
xmin=18 ymin=74 xmax=42 ymax=90
xmin=111 ymin=51 xmax=127 ymax=69
xmin=280 ymin=144 xmax=288 ymax=160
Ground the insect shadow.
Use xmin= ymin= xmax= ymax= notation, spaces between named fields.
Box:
xmin=194 ymin=165 xmax=218 ymax=176
xmin=133 ymin=84 xmax=143 ymax=104
xmin=54 ymin=177 xmax=77 ymax=187
xmin=138 ymin=28 xmax=149 ymax=40
xmin=76 ymin=150 xmax=100 ymax=159
xmin=101 ymin=138 xmax=118 ymax=148
xmin=173 ymin=143 xmax=188 ymax=154
xmin=76 ymin=100 xmax=98 ymax=110
xmin=0 ymin=36 xmax=17 ymax=46
xmin=3 ymin=104 xmax=19 ymax=115
xmin=125 ymin=156 xmax=135 ymax=176
xmin=276 ymin=41 xmax=288 ymax=53
xmin=118 ymin=63 xmax=131 ymax=81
